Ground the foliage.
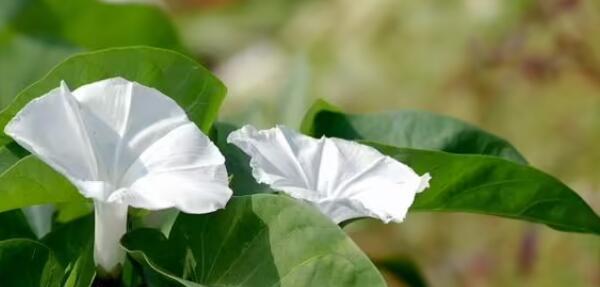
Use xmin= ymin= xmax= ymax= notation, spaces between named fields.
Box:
xmin=301 ymin=99 xmax=527 ymax=163
xmin=300 ymin=100 xmax=600 ymax=234
xmin=122 ymin=195 xmax=386 ymax=286
xmin=0 ymin=0 xmax=182 ymax=109
xmin=0 ymin=1 xmax=598 ymax=285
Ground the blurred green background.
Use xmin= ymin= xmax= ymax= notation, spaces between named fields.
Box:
xmin=172 ymin=1 xmax=600 ymax=286
xmin=3 ymin=0 xmax=600 ymax=286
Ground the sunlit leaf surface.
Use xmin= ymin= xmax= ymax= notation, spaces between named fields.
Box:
xmin=123 ymin=194 xmax=386 ymax=287
xmin=370 ymin=143 xmax=600 ymax=235
xmin=302 ymin=99 xmax=527 ymax=163
xmin=0 ymin=156 xmax=83 ymax=213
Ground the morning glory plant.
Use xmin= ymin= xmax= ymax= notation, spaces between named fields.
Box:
xmin=227 ymin=125 xmax=431 ymax=224
xmin=4 ymin=77 xmax=233 ymax=274
xmin=0 ymin=46 xmax=598 ymax=287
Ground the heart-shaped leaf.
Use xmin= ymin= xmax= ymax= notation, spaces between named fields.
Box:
xmin=370 ymin=143 xmax=600 ymax=234
xmin=301 ymin=99 xmax=527 ymax=163
xmin=122 ymin=194 xmax=386 ymax=286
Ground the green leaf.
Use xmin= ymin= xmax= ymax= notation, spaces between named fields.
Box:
xmin=0 ymin=156 xmax=84 ymax=213
xmin=0 ymin=209 xmax=36 ymax=240
xmin=0 ymin=30 xmax=79 ymax=109
xmin=43 ymin=216 xmax=93 ymax=266
xmin=0 ymin=239 xmax=64 ymax=287
xmin=43 ymin=216 xmax=95 ymax=287
xmin=10 ymin=0 xmax=182 ymax=51
xmin=369 ymin=143 xmax=600 ymax=235
xmin=0 ymin=141 xmax=28 ymax=172
xmin=210 ymin=122 xmax=272 ymax=195
xmin=0 ymin=46 xmax=225 ymax=147
xmin=0 ymin=0 xmax=183 ymax=109
xmin=122 ymin=194 xmax=386 ymax=286
xmin=0 ymin=143 xmax=56 ymax=238
xmin=54 ymin=201 xmax=93 ymax=223
xmin=301 ymin=99 xmax=527 ymax=163
xmin=62 ymin=243 xmax=96 ymax=287
xmin=120 ymin=258 xmax=145 ymax=287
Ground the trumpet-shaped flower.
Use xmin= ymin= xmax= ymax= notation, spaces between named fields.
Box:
xmin=5 ymin=78 xmax=232 ymax=273
xmin=228 ymin=125 xmax=430 ymax=224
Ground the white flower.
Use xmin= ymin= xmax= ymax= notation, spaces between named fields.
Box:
xmin=227 ymin=125 xmax=430 ymax=224
xmin=5 ymin=78 xmax=232 ymax=273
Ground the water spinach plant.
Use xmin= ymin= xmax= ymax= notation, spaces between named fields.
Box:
xmin=0 ymin=46 xmax=596 ymax=287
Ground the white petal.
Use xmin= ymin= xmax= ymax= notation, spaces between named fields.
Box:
xmin=107 ymin=122 xmax=232 ymax=213
xmin=5 ymin=82 xmax=100 ymax=193
xmin=227 ymin=125 xmax=430 ymax=224
xmin=22 ymin=205 xmax=55 ymax=238
xmin=5 ymin=78 xmax=232 ymax=211
xmin=70 ymin=77 xmax=190 ymax=189
xmin=226 ymin=125 xmax=321 ymax=200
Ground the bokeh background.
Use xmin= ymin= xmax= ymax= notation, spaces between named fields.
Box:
xmin=171 ymin=1 xmax=600 ymax=286
xmin=4 ymin=0 xmax=600 ymax=286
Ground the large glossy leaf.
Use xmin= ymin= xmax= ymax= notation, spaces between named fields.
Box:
xmin=0 ymin=239 xmax=64 ymax=287
xmin=122 ymin=194 xmax=386 ymax=286
xmin=0 ymin=46 xmax=226 ymax=147
xmin=301 ymin=99 xmax=527 ymax=163
xmin=210 ymin=122 xmax=271 ymax=196
xmin=0 ymin=0 xmax=183 ymax=108
xmin=0 ymin=156 xmax=84 ymax=213
xmin=368 ymin=143 xmax=600 ymax=235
